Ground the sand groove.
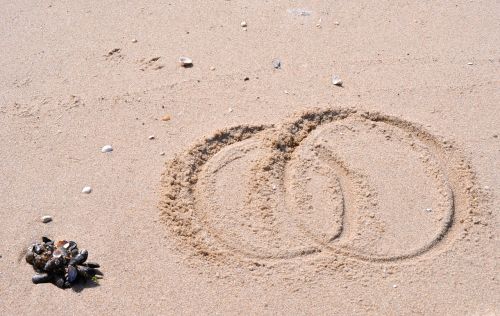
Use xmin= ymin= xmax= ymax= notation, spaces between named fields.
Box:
xmin=160 ymin=108 xmax=479 ymax=265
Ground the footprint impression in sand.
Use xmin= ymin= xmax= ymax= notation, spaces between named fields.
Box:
xmin=160 ymin=108 xmax=478 ymax=264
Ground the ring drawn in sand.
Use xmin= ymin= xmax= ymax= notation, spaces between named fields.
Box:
xmin=160 ymin=108 xmax=480 ymax=264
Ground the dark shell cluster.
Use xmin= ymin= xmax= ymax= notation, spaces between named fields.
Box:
xmin=26 ymin=237 xmax=101 ymax=288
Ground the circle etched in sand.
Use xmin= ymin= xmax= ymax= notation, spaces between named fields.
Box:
xmin=160 ymin=108 xmax=479 ymax=264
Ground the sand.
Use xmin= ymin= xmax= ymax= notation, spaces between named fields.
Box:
xmin=0 ymin=1 xmax=499 ymax=315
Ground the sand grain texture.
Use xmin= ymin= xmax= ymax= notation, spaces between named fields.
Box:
xmin=0 ymin=1 xmax=499 ymax=315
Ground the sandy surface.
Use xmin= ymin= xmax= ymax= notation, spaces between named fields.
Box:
xmin=0 ymin=1 xmax=499 ymax=315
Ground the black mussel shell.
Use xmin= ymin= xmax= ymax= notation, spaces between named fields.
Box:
xmin=66 ymin=265 xmax=78 ymax=283
xmin=54 ymin=275 xmax=66 ymax=288
xmin=70 ymin=248 xmax=79 ymax=257
xmin=69 ymin=249 xmax=88 ymax=266
xmin=64 ymin=241 xmax=77 ymax=251
xmin=42 ymin=236 xmax=52 ymax=243
xmin=82 ymin=262 xmax=100 ymax=268
xmin=32 ymin=273 xmax=52 ymax=284
xmin=44 ymin=256 xmax=65 ymax=272
xmin=76 ymin=265 xmax=97 ymax=279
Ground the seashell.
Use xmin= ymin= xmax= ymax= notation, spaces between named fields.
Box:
xmin=332 ymin=75 xmax=343 ymax=86
xmin=52 ymin=249 xmax=63 ymax=258
xmin=54 ymin=275 xmax=66 ymax=288
xmin=101 ymin=145 xmax=113 ymax=153
xmin=82 ymin=186 xmax=92 ymax=194
xmin=70 ymin=248 xmax=79 ymax=257
xmin=32 ymin=273 xmax=52 ymax=284
xmin=33 ymin=244 xmax=44 ymax=255
xmin=66 ymin=265 xmax=78 ymax=283
xmin=82 ymin=262 xmax=100 ymax=268
xmin=77 ymin=265 xmax=97 ymax=279
xmin=178 ymin=56 xmax=193 ymax=67
xmin=55 ymin=247 xmax=69 ymax=259
xmin=69 ymin=249 xmax=88 ymax=266
xmin=44 ymin=257 xmax=59 ymax=271
xmin=64 ymin=241 xmax=77 ymax=251
xmin=55 ymin=240 xmax=67 ymax=248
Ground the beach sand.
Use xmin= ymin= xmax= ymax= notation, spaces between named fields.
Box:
xmin=0 ymin=1 xmax=498 ymax=314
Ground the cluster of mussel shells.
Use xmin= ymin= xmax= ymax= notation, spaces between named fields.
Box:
xmin=26 ymin=237 xmax=101 ymax=288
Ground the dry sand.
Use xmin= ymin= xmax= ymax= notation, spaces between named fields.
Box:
xmin=0 ymin=1 xmax=499 ymax=315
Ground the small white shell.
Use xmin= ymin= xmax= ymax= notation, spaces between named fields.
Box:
xmin=240 ymin=21 xmax=247 ymax=27
xmin=82 ymin=186 xmax=92 ymax=194
xmin=41 ymin=215 xmax=52 ymax=223
xmin=148 ymin=135 xmax=155 ymax=140
xmin=332 ymin=75 xmax=343 ymax=86
xmin=101 ymin=145 xmax=113 ymax=153
xmin=178 ymin=56 xmax=193 ymax=67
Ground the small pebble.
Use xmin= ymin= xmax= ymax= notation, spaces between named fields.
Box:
xmin=161 ymin=114 xmax=171 ymax=122
xmin=210 ymin=66 xmax=216 ymax=71
xmin=82 ymin=186 xmax=92 ymax=194
xmin=41 ymin=215 xmax=52 ymax=223
xmin=243 ymin=77 xmax=250 ymax=81
xmin=178 ymin=56 xmax=193 ymax=67
xmin=148 ymin=135 xmax=155 ymax=140
xmin=160 ymin=152 xmax=165 ymax=156
xmin=228 ymin=108 xmax=233 ymax=113
xmin=101 ymin=145 xmax=113 ymax=153
xmin=272 ymin=59 xmax=281 ymax=69
xmin=240 ymin=21 xmax=247 ymax=27
xmin=332 ymin=75 xmax=343 ymax=86
xmin=131 ymin=39 xmax=138 ymax=43
xmin=393 ymin=284 xmax=398 ymax=288
xmin=334 ymin=21 xmax=340 ymax=25
xmin=425 ymin=208 xmax=432 ymax=212
xmin=467 ymin=62 xmax=473 ymax=65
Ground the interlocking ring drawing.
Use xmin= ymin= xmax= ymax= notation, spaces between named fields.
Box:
xmin=160 ymin=108 xmax=478 ymax=264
